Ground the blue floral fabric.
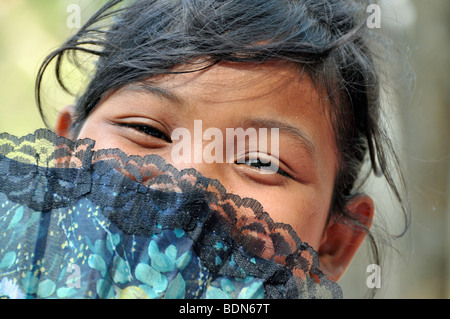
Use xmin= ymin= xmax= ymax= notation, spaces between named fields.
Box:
xmin=0 ymin=130 xmax=342 ymax=299
xmin=0 ymin=194 xmax=264 ymax=299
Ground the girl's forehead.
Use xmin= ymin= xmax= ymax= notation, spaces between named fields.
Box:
xmin=139 ymin=61 xmax=324 ymax=106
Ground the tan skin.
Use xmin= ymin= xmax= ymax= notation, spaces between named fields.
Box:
xmin=56 ymin=61 xmax=374 ymax=281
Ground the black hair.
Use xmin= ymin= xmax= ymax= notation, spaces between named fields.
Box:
xmin=36 ymin=0 xmax=410 ymax=296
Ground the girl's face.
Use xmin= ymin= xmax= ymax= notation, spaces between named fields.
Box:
xmin=57 ymin=61 xmax=373 ymax=281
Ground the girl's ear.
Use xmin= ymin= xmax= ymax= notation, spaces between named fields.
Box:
xmin=55 ymin=105 xmax=76 ymax=140
xmin=318 ymin=195 xmax=374 ymax=282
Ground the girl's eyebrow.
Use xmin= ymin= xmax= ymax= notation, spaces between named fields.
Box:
xmin=244 ymin=118 xmax=317 ymax=162
xmin=122 ymin=83 xmax=185 ymax=106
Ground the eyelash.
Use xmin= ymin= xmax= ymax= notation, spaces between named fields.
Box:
xmin=236 ymin=156 xmax=292 ymax=179
xmin=122 ymin=123 xmax=292 ymax=180
xmin=123 ymin=123 xmax=172 ymax=143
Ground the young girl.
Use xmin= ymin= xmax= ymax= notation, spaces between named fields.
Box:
xmin=0 ymin=0 xmax=408 ymax=299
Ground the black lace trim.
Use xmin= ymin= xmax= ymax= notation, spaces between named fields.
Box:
xmin=0 ymin=129 xmax=342 ymax=298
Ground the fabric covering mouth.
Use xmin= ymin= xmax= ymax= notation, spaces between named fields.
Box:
xmin=0 ymin=129 xmax=342 ymax=299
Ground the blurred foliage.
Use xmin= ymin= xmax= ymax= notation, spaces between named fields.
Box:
xmin=0 ymin=0 xmax=105 ymax=135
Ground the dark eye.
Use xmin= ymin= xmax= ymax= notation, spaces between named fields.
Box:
xmin=236 ymin=156 xmax=292 ymax=178
xmin=124 ymin=124 xmax=172 ymax=143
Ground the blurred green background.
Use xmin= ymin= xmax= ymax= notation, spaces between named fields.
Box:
xmin=0 ymin=0 xmax=448 ymax=298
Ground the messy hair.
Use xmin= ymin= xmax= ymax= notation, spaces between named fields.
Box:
xmin=36 ymin=0 xmax=409 ymax=295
